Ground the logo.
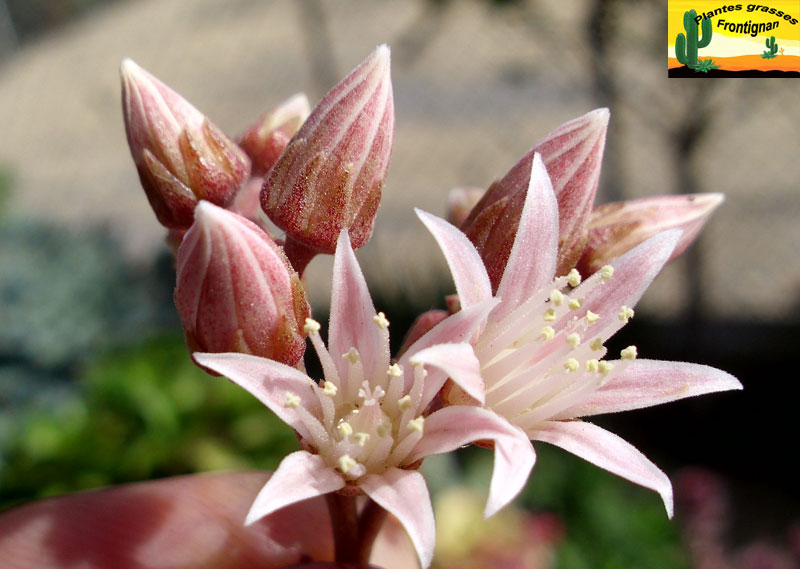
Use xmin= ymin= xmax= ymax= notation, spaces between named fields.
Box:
xmin=668 ymin=1 xmax=800 ymax=76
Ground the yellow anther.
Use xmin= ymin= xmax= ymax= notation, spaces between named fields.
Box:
xmin=284 ymin=391 xmax=301 ymax=408
xmin=567 ymin=269 xmax=582 ymax=287
xmin=387 ymin=364 xmax=403 ymax=378
xmin=585 ymin=310 xmax=600 ymax=325
xmin=585 ymin=359 xmax=600 ymax=373
xmin=564 ymin=358 xmax=580 ymax=372
xmin=407 ymin=417 xmax=425 ymax=433
xmin=621 ymin=345 xmax=638 ymax=360
xmin=543 ymin=309 xmax=557 ymax=322
xmin=338 ymin=454 xmax=358 ymax=474
xmin=303 ymin=318 xmax=321 ymax=334
xmin=590 ymin=337 xmax=604 ymax=351
xmin=353 ymin=432 xmax=371 ymax=447
xmin=618 ymin=306 xmax=634 ymax=322
xmin=567 ymin=333 xmax=581 ymax=347
xmin=343 ymin=347 xmax=360 ymax=364
xmin=598 ymin=361 xmax=615 ymax=375
xmin=539 ymin=326 xmax=555 ymax=341
xmin=600 ymin=265 xmax=614 ymax=281
xmin=373 ymin=312 xmax=390 ymax=329
xmin=376 ymin=423 xmax=391 ymax=437
xmin=568 ymin=298 xmax=583 ymax=311
xmin=337 ymin=422 xmax=353 ymax=437
xmin=323 ymin=381 xmax=338 ymax=396
xmin=549 ymin=289 xmax=565 ymax=306
xmin=398 ymin=395 xmax=412 ymax=411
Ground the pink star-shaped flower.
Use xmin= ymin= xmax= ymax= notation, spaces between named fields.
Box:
xmin=195 ymin=231 xmax=533 ymax=569
xmin=418 ymin=153 xmax=742 ymax=517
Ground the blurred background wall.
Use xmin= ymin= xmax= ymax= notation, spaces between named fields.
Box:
xmin=1 ymin=0 xmax=798 ymax=564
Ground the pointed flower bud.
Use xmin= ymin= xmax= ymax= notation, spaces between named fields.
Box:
xmin=460 ymin=109 xmax=609 ymax=289
xmin=238 ymin=93 xmax=311 ymax=177
xmin=577 ymin=193 xmax=724 ymax=275
xmin=121 ymin=59 xmax=251 ymax=230
xmin=174 ymin=201 xmax=309 ymax=367
xmin=261 ymin=45 xmax=394 ymax=258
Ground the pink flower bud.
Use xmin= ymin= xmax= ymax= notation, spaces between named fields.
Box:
xmin=174 ymin=201 xmax=309 ymax=367
xmin=238 ymin=93 xmax=311 ymax=177
xmin=576 ymin=193 xmax=724 ymax=275
xmin=261 ymin=45 xmax=394 ymax=258
xmin=461 ymin=109 xmax=609 ymax=288
xmin=121 ymin=59 xmax=251 ymax=230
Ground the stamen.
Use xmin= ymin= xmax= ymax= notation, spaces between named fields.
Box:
xmin=373 ymin=312 xmax=390 ymax=329
xmin=353 ymin=432 xmax=370 ymax=447
xmin=618 ymin=306 xmax=634 ymax=322
xmin=407 ymin=417 xmax=425 ymax=433
xmin=303 ymin=318 xmax=321 ymax=334
xmin=338 ymin=454 xmax=358 ymax=474
xmin=398 ymin=395 xmax=412 ymax=411
xmin=586 ymin=359 xmax=600 ymax=373
xmin=564 ymin=358 xmax=580 ymax=372
xmin=598 ymin=361 xmax=614 ymax=375
xmin=621 ymin=345 xmax=638 ymax=360
xmin=387 ymin=364 xmax=403 ymax=377
xmin=590 ymin=338 xmax=604 ymax=351
xmin=376 ymin=423 xmax=391 ymax=437
xmin=585 ymin=310 xmax=599 ymax=325
xmin=543 ymin=309 xmax=557 ymax=322
xmin=284 ymin=391 xmax=301 ymax=408
xmin=600 ymin=265 xmax=614 ymax=281
xmin=539 ymin=326 xmax=555 ymax=341
xmin=567 ymin=333 xmax=581 ymax=348
xmin=568 ymin=298 xmax=583 ymax=311
xmin=323 ymin=381 xmax=338 ymax=396
xmin=337 ymin=421 xmax=353 ymax=437
xmin=567 ymin=269 xmax=582 ymax=287
xmin=549 ymin=289 xmax=565 ymax=306
xmin=343 ymin=347 xmax=360 ymax=364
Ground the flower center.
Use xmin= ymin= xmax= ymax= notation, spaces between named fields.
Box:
xmin=476 ymin=266 xmax=638 ymax=431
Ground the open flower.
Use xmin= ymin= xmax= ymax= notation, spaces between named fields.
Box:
xmin=418 ymin=153 xmax=742 ymax=517
xmin=195 ymin=231 xmax=533 ymax=569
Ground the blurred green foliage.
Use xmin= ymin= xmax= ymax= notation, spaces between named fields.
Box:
xmin=0 ymin=333 xmax=297 ymax=509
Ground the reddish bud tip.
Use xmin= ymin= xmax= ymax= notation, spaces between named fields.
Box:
xmin=261 ymin=45 xmax=394 ymax=254
xmin=121 ymin=59 xmax=251 ymax=230
xmin=238 ymin=93 xmax=311 ymax=177
xmin=461 ymin=109 xmax=609 ymax=288
xmin=577 ymin=193 xmax=724 ymax=275
xmin=174 ymin=201 xmax=309 ymax=366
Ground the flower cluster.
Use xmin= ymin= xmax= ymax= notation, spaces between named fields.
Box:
xmin=119 ymin=45 xmax=741 ymax=568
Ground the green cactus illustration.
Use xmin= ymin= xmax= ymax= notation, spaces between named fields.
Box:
xmin=761 ymin=36 xmax=778 ymax=59
xmin=693 ymin=58 xmax=720 ymax=73
xmin=675 ymin=9 xmax=713 ymax=69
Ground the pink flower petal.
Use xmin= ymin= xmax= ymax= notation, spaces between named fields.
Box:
xmin=329 ymin=231 xmax=389 ymax=387
xmin=416 ymin=208 xmax=492 ymax=309
xmin=193 ymin=352 xmax=324 ymax=444
xmin=494 ymin=153 xmax=559 ymax=319
xmin=406 ymin=406 xmax=536 ymax=518
xmin=245 ymin=451 xmax=345 ymax=525
xmin=399 ymin=300 xmax=497 ymax=365
xmin=361 ymin=468 xmax=435 ymax=569
xmin=557 ymin=359 xmax=742 ymax=418
xmin=409 ymin=342 xmax=485 ymax=406
xmin=577 ymin=229 xmax=681 ymax=340
xmin=531 ymin=420 xmax=673 ymax=517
